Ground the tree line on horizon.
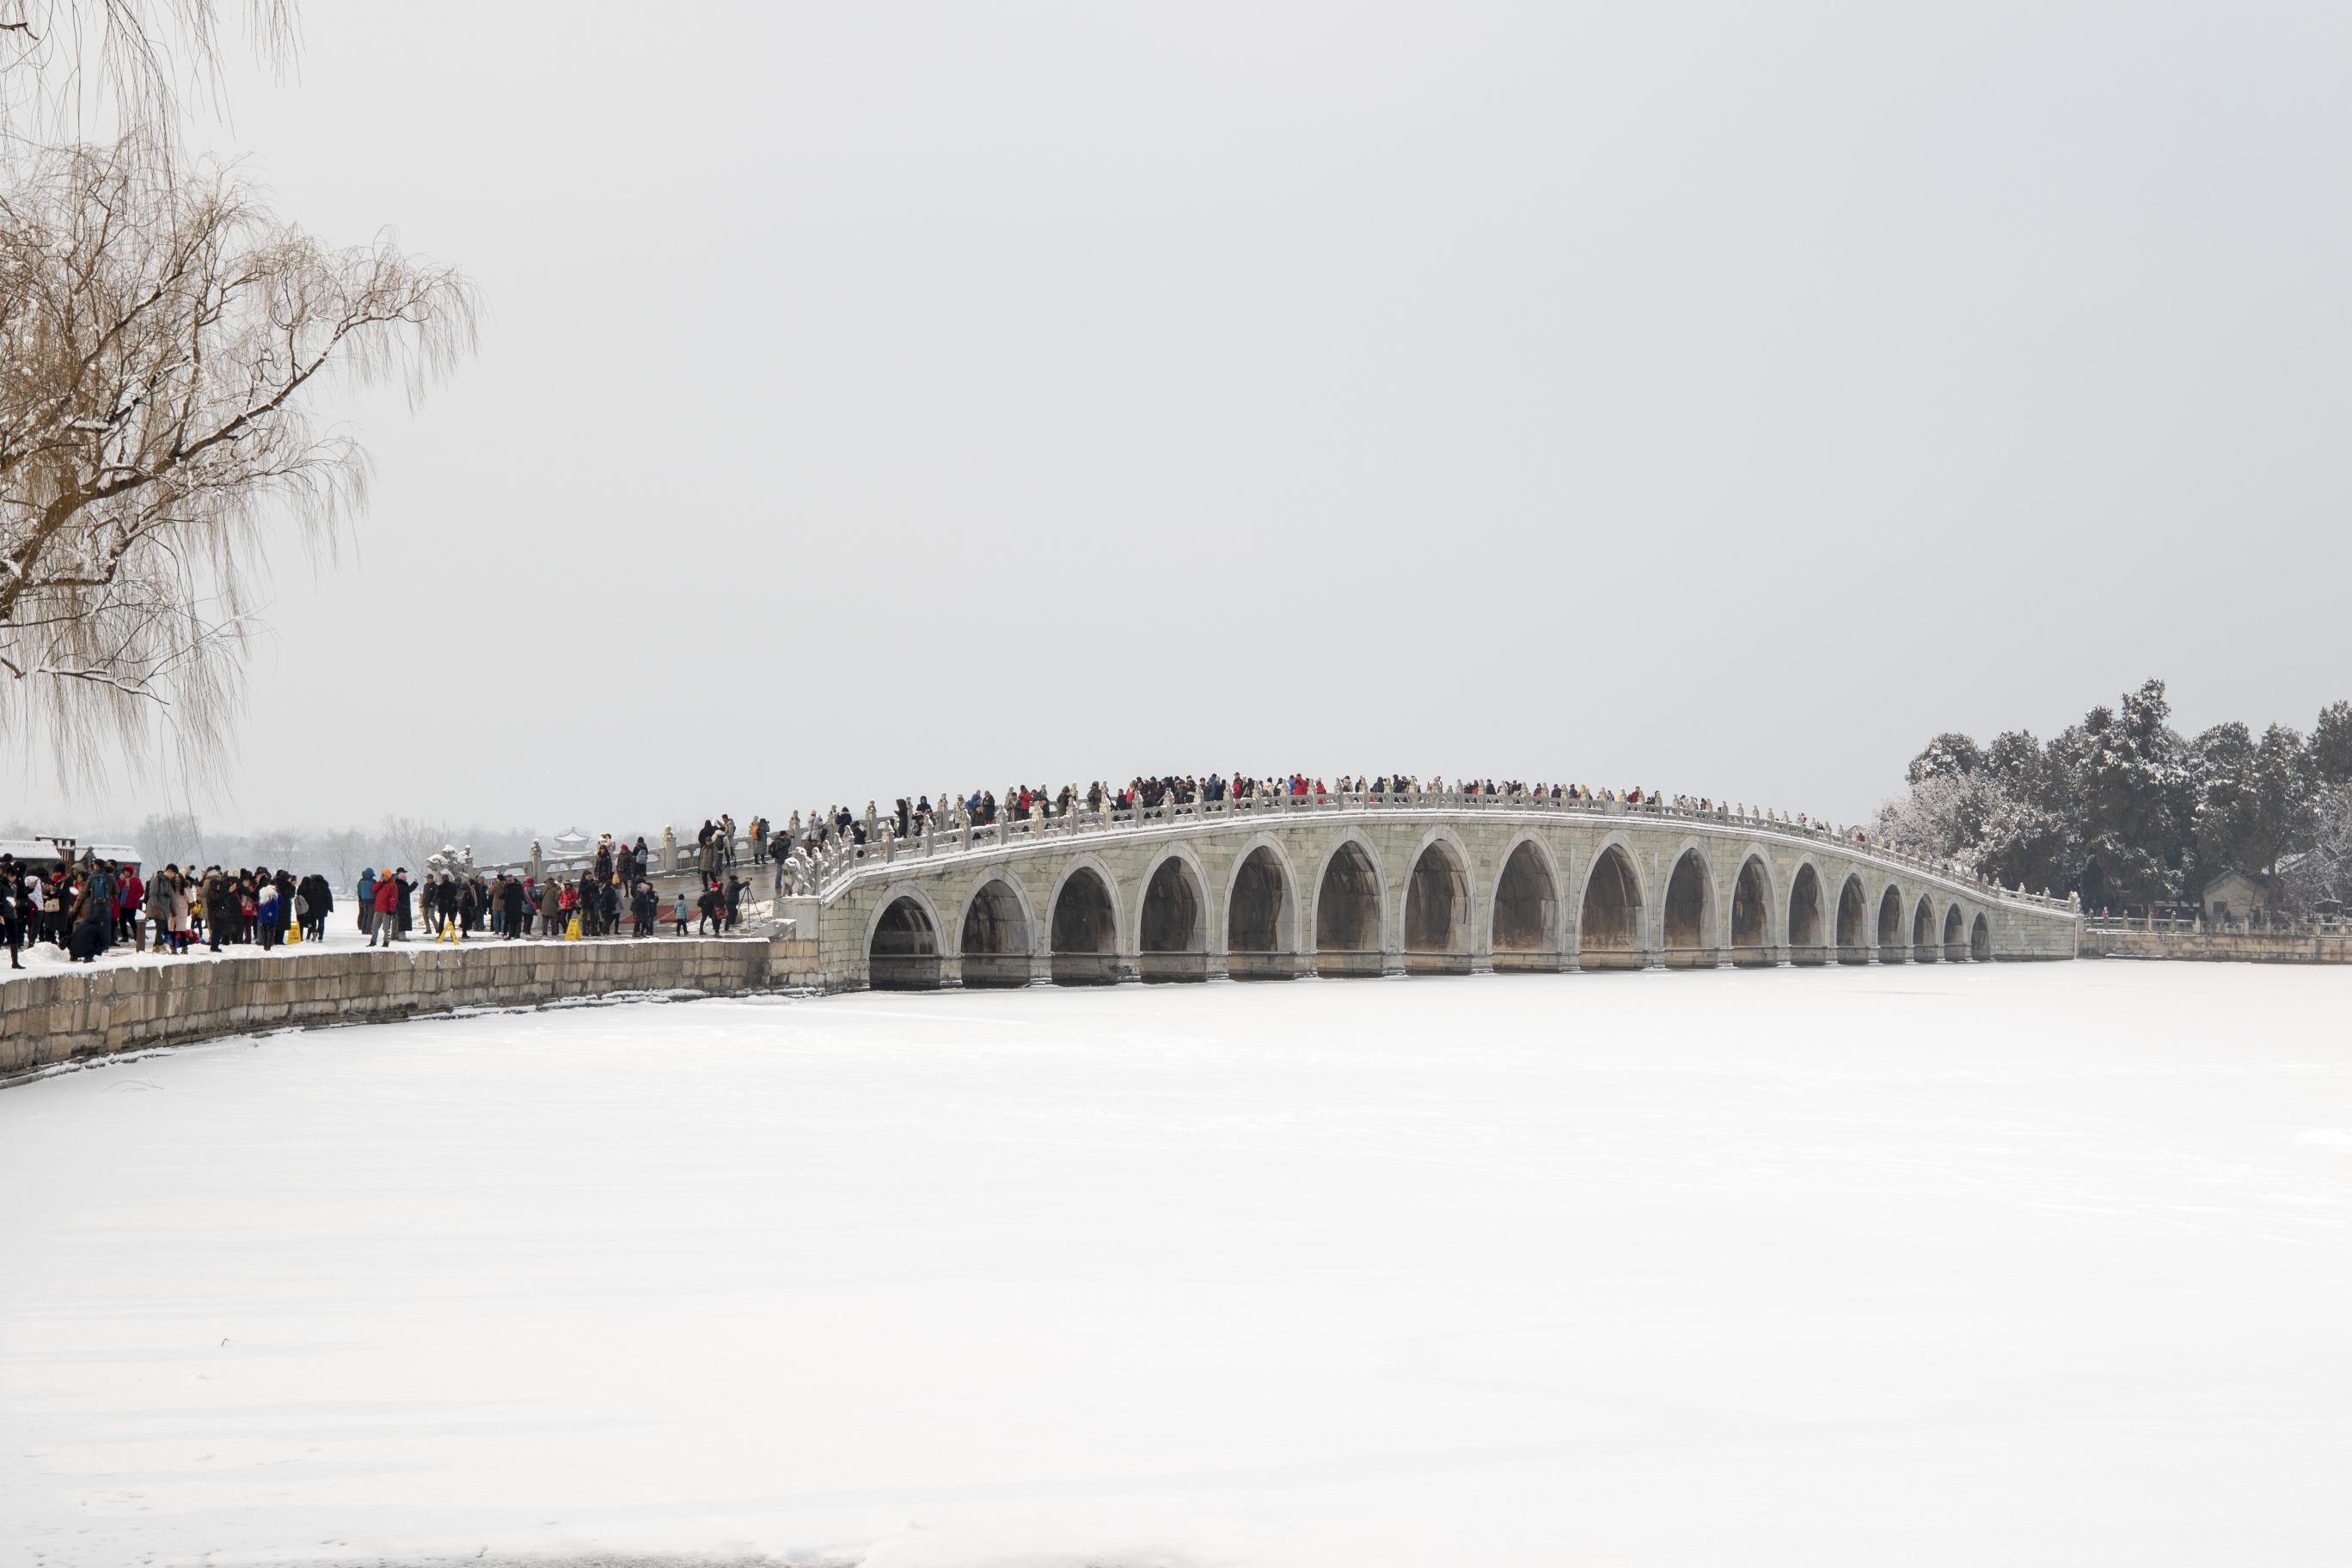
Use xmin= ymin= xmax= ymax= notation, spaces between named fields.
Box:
xmin=1876 ymin=679 xmax=2352 ymax=913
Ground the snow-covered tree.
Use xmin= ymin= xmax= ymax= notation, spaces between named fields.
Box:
xmin=2057 ymin=681 xmax=2190 ymax=909
xmin=1877 ymin=727 xmax=2075 ymax=892
xmin=1875 ymin=771 xmax=1988 ymax=861
xmin=2283 ymin=787 xmax=2352 ymax=910
xmin=2312 ymin=701 xmax=2352 ymax=789
xmin=1906 ymin=732 xmax=1985 ymax=787
xmin=2191 ymin=721 xmax=2310 ymax=886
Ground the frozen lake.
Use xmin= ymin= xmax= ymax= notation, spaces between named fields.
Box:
xmin=3 ymin=963 xmax=2348 ymax=1566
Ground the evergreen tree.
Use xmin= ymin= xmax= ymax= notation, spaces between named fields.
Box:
xmin=1907 ymin=733 xmax=1984 ymax=785
xmin=2066 ymin=682 xmax=2188 ymax=908
xmin=1883 ymin=680 xmax=2349 ymax=912
xmin=2312 ymin=701 xmax=2352 ymax=787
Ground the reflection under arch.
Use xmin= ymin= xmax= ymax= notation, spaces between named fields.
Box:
xmin=1139 ymin=855 xmax=1209 ymax=983
xmin=1834 ymin=874 xmax=1870 ymax=964
xmin=1876 ymin=885 xmax=1906 ymax=957
xmin=1730 ymin=856 xmax=1772 ymax=965
xmin=1227 ymin=844 xmax=1297 ymax=980
xmin=1787 ymin=865 xmax=1827 ymax=964
xmin=959 ymin=879 xmax=1031 ymax=989
xmin=1314 ymin=839 xmax=1385 ymax=977
xmin=1491 ymin=841 xmax=1559 ymax=971
xmin=1050 ymin=867 xmax=1120 ymax=986
xmin=1662 ymin=850 xmax=1712 ymax=967
xmin=869 ymin=895 xmax=940 ymax=990
xmin=1404 ymin=839 xmax=1473 ymax=975
xmin=1577 ymin=844 xmax=1644 ymax=971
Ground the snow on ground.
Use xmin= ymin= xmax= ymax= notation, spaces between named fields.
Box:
xmin=3 ymin=962 xmax=2349 ymax=1567
xmin=10 ymin=898 xmax=377 ymax=975
xmin=9 ymin=893 xmax=757 ymax=978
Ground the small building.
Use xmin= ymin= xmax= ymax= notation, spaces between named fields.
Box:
xmin=2201 ymin=869 xmax=2274 ymax=922
xmin=0 ymin=837 xmax=145 ymax=877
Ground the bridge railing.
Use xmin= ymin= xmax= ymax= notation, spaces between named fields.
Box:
xmin=473 ymin=835 xmax=763 ymax=885
xmin=2086 ymin=911 xmax=2345 ymax=935
xmin=793 ymin=789 xmax=2072 ymax=916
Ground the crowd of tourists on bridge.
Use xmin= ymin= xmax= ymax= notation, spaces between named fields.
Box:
xmin=756 ymin=773 xmax=1908 ymax=887
xmin=781 ymin=775 xmax=1863 ymax=857
xmin=802 ymin=776 xmax=1693 ymax=848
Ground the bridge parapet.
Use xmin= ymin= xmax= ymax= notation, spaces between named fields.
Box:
xmin=792 ymin=792 xmax=2078 ymax=992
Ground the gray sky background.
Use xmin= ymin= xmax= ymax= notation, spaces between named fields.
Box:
xmin=14 ymin=2 xmax=2352 ymax=841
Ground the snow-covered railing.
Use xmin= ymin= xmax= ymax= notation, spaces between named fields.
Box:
xmin=2085 ymin=911 xmax=2345 ymax=935
xmin=789 ymin=788 xmax=2072 ymax=916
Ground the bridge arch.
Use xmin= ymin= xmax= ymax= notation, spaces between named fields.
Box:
xmin=1661 ymin=844 xmax=1715 ymax=965
xmin=1403 ymin=826 xmax=1476 ymax=973
xmin=1045 ymin=855 xmax=1125 ymax=985
xmin=1834 ymin=873 xmax=1871 ymax=963
xmin=1728 ymin=851 xmax=1775 ymax=964
xmin=1876 ymin=883 xmax=1906 ymax=957
xmin=1970 ymin=911 xmax=1992 ymax=961
xmin=1488 ymin=832 xmax=1561 ymax=968
xmin=1913 ymin=893 xmax=1939 ymax=959
xmin=1223 ymin=834 xmax=1301 ymax=978
xmin=1576 ymin=838 xmax=1646 ymax=971
xmin=956 ymin=874 xmax=1035 ymax=988
xmin=1786 ymin=860 xmax=1828 ymax=962
xmin=1138 ymin=844 xmax=1212 ymax=983
xmin=866 ymin=884 xmax=946 ymax=991
xmin=1310 ymin=830 xmax=1388 ymax=977
xmin=1942 ymin=902 xmax=1966 ymax=961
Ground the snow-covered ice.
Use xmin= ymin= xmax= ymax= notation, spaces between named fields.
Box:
xmin=3 ymin=962 xmax=2348 ymax=1566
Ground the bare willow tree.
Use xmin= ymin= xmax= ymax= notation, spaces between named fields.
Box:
xmin=1 ymin=140 xmax=477 ymax=782
xmin=2 ymin=0 xmax=295 ymax=150
xmin=0 ymin=3 xmax=478 ymax=787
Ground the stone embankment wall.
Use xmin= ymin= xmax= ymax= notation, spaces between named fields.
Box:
xmin=2083 ymin=929 xmax=2352 ymax=964
xmin=2 ymin=931 xmax=824 ymax=1083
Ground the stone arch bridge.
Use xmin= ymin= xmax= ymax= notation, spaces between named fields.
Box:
xmin=782 ymin=793 xmax=2078 ymax=991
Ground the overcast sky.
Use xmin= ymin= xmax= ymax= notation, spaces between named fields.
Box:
xmin=15 ymin=2 xmax=2352 ymax=839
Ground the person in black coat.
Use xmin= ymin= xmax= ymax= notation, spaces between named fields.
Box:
xmin=203 ymin=869 xmax=236 ymax=952
xmin=2 ymin=872 xmax=21 ymax=969
xmin=300 ymin=873 xmax=334 ymax=942
xmin=67 ymin=879 xmax=107 ymax=962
